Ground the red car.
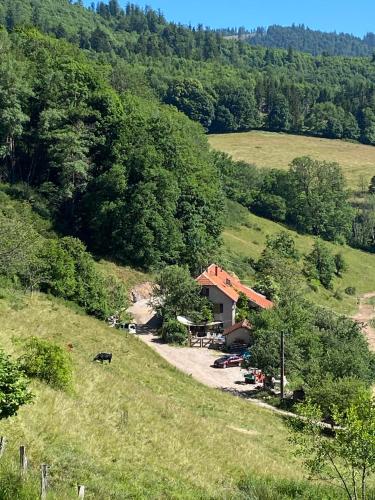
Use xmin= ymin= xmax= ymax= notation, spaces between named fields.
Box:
xmin=213 ymin=354 xmax=243 ymax=368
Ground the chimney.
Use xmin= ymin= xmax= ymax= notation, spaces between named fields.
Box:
xmin=215 ymin=265 xmax=218 ymax=276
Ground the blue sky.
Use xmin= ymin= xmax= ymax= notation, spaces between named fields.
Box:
xmin=85 ymin=1 xmax=375 ymax=37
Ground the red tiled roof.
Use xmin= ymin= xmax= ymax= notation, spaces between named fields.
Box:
xmin=196 ymin=271 xmax=239 ymax=301
xmin=224 ymin=319 xmax=252 ymax=336
xmin=196 ymin=264 xmax=273 ymax=310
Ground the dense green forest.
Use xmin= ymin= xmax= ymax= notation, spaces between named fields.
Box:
xmin=217 ymin=25 xmax=375 ymax=57
xmin=0 ymin=0 xmax=373 ymax=269
xmin=0 ymin=0 xmax=374 ymax=265
xmin=0 ymin=25 xmax=223 ymax=274
xmin=2 ymin=1 xmax=375 ymax=144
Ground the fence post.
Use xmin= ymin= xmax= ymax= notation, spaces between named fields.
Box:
xmin=78 ymin=485 xmax=85 ymax=498
xmin=0 ymin=437 xmax=6 ymax=458
xmin=20 ymin=445 xmax=28 ymax=475
xmin=40 ymin=464 xmax=48 ymax=500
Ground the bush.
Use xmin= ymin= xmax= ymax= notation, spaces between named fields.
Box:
xmin=308 ymin=280 xmax=319 ymax=292
xmin=265 ymin=232 xmax=300 ymax=261
xmin=334 ymin=252 xmax=348 ymax=277
xmin=18 ymin=337 xmax=73 ymax=391
xmin=333 ymin=289 xmax=343 ymax=301
xmin=305 ymin=376 xmax=370 ymax=422
xmin=42 ymin=237 xmax=127 ymax=319
xmin=160 ymin=320 xmax=188 ymax=345
xmin=251 ymin=192 xmax=287 ymax=222
xmin=0 ymin=351 xmax=33 ymax=419
xmin=345 ymin=286 xmax=356 ymax=296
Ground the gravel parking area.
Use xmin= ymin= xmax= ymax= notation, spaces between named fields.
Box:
xmin=137 ymin=332 xmax=260 ymax=394
xmin=127 ymin=296 xmax=295 ymax=415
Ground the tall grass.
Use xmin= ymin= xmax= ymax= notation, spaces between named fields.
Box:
xmin=0 ymin=293 xmax=345 ymax=498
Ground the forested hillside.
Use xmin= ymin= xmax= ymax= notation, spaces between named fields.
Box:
xmin=243 ymin=25 xmax=375 ymax=57
xmin=0 ymin=0 xmax=374 ymax=275
xmin=0 ymin=26 xmax=223 ymax=274
xmin=2 ymin=1 xmax=375 ymax=144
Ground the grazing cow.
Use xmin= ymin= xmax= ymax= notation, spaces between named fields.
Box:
xmin=93 ymin=352 xmax=112 ymax=364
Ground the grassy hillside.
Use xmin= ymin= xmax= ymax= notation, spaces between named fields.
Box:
xmin=223 ymin=201 xmax=375 ymax=315
xmin=96 ymin=261 xmax=151 ymax=294
xmin=209 ymin=131 xmax=375 ymax=188
xmin=0 ymin=292 xmax=343 ymax=499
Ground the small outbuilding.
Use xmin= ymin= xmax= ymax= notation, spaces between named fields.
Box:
xmin=223 ymin=319 xmax=252 ymax=348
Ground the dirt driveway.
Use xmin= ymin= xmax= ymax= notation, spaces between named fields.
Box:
xmin=127 ymin=294 xmax=296 ymax=417
xmin=137 ymin=331 xmax=300 ymax=417
xmin=138 ymin=332 xmax=256 ymax=394
xmin=126 ymin=293 xmax=253 ymax=393
xmin=353 ymin=292 xmax=375 ymax=350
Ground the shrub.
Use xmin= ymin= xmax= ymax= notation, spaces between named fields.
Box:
xmin=18 ymin=337 xmax=73 ymax=391
xmin=0 ymin=351 xmax=33 ymax=419
xmin=251 ymin=192 xmax=287 ymax=222
xmin=305 ymin=376 xmax=370 ymax=422
xmin=308 ymin=280 xmax=319 ymax=292
xmin=265 ymin=232 xmax=300 ymax=261
xmin=304 ymin=240 xmax=336 ymax=289
xmin=42 ymin=237 xmax=127 ymax=319
xmin=334 ymin=252 xmax=348 ymax=277
xmin=345 ymin=286 xmax=356 ymax=296
xmin=160 ymin=320 xmax=188 ymax=345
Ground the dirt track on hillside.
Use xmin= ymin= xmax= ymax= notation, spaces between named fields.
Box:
xmin=352 ymin=293 xmax=375 ymax=350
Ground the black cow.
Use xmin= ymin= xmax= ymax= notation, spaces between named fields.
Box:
xmin=93 ymin=352 xmax=112 ymax=364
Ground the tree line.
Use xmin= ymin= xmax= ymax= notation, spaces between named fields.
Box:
xmin=3 ymin=1 xmax=375 ymax=143
xmin=217 ymin=152 xmax=375 ymax=253
xmin=246 ymin=24 xmax=375 ymax=57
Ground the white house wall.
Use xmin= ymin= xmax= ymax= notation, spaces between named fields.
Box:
xmin=207 ymin=286 xmax=236 ymax=327
xmin=225 ymin=328 xmax=251 ymax=347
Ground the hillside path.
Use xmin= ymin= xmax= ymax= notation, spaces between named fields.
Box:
xmin=352 ymin=292 xmax=375 ymax=350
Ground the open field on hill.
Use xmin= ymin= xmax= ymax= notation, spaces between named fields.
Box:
xmin=209 ymin=131 xmax=375 ymax=187
xmin=0 ymin=292 xmax=343 ymax=499
xmin=97 ymin=260 xmax=151 ymax=294
xmin=223 ymin=201 xmax=375 ymax=315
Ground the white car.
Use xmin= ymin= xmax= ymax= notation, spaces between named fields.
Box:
xmin=118 ymin=323 xmax=137 ymax=334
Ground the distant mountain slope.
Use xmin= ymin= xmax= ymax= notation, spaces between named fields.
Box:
xmin=246 ymin=25 xmax=375 ymax=57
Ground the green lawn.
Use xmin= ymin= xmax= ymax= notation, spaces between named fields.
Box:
xmin=223 ymin=201 xmax=375 ymax=315
xmin=209 ymin=130 xmax=375 ymax=188
xmin=0 ymin=292 xmax=343 ymax=499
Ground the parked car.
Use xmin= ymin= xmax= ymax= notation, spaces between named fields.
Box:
xmin=213 ymin=354 xmax=243 ymax=368
xmin=118 ymin=323 xmax=137 ymax=334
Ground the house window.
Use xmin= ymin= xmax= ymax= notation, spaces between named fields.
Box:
xmin=201 ymin=287 xmax=209 ymax=297
xmin=213 ymin=303 xmax=224 ymax=314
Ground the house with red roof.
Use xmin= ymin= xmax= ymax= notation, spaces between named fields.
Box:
xmin=196 ymin=264 xmax=273 ymax=331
